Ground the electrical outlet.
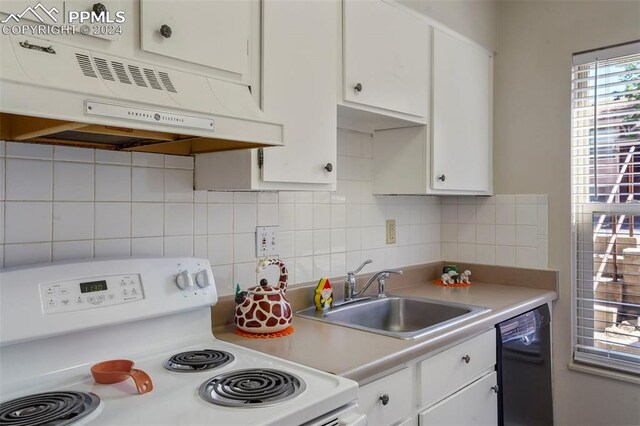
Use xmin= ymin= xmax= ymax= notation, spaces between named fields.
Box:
xmin=386 ymin=219 xmax=396 ymax=244
xmin=256 ymin=226 xmax=279 ymax=257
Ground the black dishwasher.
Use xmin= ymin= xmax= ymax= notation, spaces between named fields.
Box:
xmin=496 ymin=304 xmax=553 ymax=426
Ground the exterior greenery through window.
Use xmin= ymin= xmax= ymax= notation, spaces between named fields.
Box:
xmin=572 ymin=43 xmax=640 ymax=376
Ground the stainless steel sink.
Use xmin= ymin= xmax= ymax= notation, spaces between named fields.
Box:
xmin=295 ymin=296 xmax=489 ymax=339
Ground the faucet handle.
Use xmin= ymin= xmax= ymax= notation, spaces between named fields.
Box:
xmin=348 ymin=259 xmax=372 ymax=276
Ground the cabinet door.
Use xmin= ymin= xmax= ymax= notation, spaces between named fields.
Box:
xmin=261 ymin=0 xmax=337 ymax=185
xmin=359 ymin=368 xmax=413 ymax=426
xmin=419 ymin=372 xmax=498 ymax=426
xmin=431 ymin=28 xmax=492 ymax=193
xmin=343 ymin=0 xmax=429 ymax=118
xmin=140 ymin=0 xmax=251 ymax=77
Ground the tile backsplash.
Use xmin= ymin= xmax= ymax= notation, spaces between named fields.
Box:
xmin=0 ymin=133 xmax=547 ymax=297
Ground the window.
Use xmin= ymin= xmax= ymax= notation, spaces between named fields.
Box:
xmin=572 ymin=41 xmax=640 ymax=376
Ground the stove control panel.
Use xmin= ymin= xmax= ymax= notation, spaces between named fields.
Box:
xmin=39 ymin=274 xmax=144 ymax=314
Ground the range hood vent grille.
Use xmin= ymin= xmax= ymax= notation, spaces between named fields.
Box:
xmin=74 ymin=53 xmax=178 ymax=93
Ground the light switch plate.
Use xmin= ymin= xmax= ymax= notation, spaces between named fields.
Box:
xmin=256 ymin=226 xmax=279 ymax=257
xmin=386 ymin=219 xmax=396 ymax=244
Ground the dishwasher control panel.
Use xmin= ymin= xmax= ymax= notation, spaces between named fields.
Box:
xmin=40 ymin=274 xmax=144 ymax=314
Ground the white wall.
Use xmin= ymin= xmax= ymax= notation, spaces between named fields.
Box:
xmin=494 ymin=1 xmax=640 ymax=424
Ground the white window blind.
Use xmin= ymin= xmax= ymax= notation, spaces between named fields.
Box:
xmin=572 ymin=42 xmax=640 ymax=376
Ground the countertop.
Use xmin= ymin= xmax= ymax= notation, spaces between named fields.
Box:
xmin=213 ymin=271 xmax=557 ymax=383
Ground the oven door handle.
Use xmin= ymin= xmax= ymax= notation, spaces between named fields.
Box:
xmin=341 ymin=413 xmax=367 ymax=426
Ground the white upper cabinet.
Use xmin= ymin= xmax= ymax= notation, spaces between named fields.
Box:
xmin=430 ymin=28 xmax=492 ymax=193
xmin=195 ymin=0 xmax=337 ymax=191
xmin=373 ymin=27 xmax=493 ymax=195
xmin=340 ymin=0 xmax=429 ymax=131
xmin=140 ymin=1 xmax=252 ymax=80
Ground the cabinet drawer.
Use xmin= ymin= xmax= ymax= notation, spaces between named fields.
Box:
xmin=419 ymin=371 xmax=498 ymax=425
xmin=419 ymin=329 xmax=495 ymax=408
xmin=359 ymin=367 xmax=413 ymax=426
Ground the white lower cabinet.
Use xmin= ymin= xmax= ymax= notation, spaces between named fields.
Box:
xmin=358 ymin=367 xmax=414 ymax=426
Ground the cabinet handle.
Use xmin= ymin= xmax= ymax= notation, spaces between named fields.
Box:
xmin=379 ymin=394 xmax=390 ymax=406
xmin=462 ymin=355 xmax=471 ymax=364
xmin=354 ymin=83 xmax=363 ymax=92
xmin=324 ymin=163 xmax=333 ymax=172
xmin=160 ymin=24 xmax=173 ymax=39
xmin=437 ymin=174 xmax=446 ymax=182
xmin=491 ymin=385 xmax=499 ymax=394
xmin=92 ymin=2 xmax=107 ymax=14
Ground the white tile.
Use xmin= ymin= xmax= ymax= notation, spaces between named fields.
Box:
xmin=346 ymin=132 xmax=362 ymax=157
xmin=330 ymin=252 xmax=347 ymax=278
xmin=347 ymin=157 xmax=362 ymax=181
xmin=194 ymin=190 xmax=208 ymax=203
xmin=54 ymin=146 xmax=94 ymax=162
xmin=278 ymin=192 xmax=295 ymax=204
xmin=457 ymin=224 xmax=476 ymax=244
xmin=495 ymin=194 xmax=515 ymax=204
xmin=538 ymin=238 xmax=548 ymax=268
xmin=235 ymin=262 xmax=257 ymax=288
xmin=330 ymin=204 xmax=346 ymax=229
xmin=346 ymin=227 xmax=361 ymax=251
xmin=132 ymin=167 xmax=163 ymax=202
xmin=361 ymin=160 xmax=373 ymax=183
xmin=476 ymin=224 xmax=496 ymax=245
xmin=0 ymin=141 xmax=4 ymax=157
xmin=95 ymin=203 xmax=131 ymax=239
xmin=295 ymin=230 xmax=313 ymax=257
xmin=95 ymin=150 xmax=130 ymax=165
xmin=361 ymin=137 xmax=373 ymax=159
xmin=337 ymin=155 xmax=348 ymax=180
xmin=208 ymin=234 xmax=233 ymax=265
xmin=294 ymin=191 xmax=313 ymax=204
xmin=441 ymin=204 xmax=457 ymax=224
xmin=331 ymin=180 xmax=347 ymax=204
xmin=164 ymin=203 xmax=193 ymax=236
xmin=234 ymin=192 xmax=257 ymax=203
xmin=314 ymin=229 xmax=331 ymax=255
xmin=194 ymin=204 xmax=207 ymax=235
xmin=278 ymin=204 xmax=294 ymax=231
xmin=440 ymin=196 xmax=458 ymax=205
xmin=385 ymin=246 xmax=399 ymax=269
xmin=212 ymin=264 xmax=234 ymax=296
xmin=516 ymin=246 xmax=538 ymax=268
xmin=5 ymin=202 xmax=52 ymax=243
xmin=362 ymin=204 xmax=385 ymax=227
xmin=131 ymin=203 xmax=163 ymax=237
xmin=427 ymin=242 xmax=441 ymax=263
xmin=516 ymin=225 xmax=537 ymax=247
xmin=516 ymin=204 xmax=537 ymax=226
xmin=346 ymin=181 xmax=362 ymax=204
xmin=4 ymin=243 xmax=51 ymax=267
xmin=257 ymin=204 xmax=278 ymax=226
xmin=258 ymin=192 xmax=278 ymax=204
xmin=165 ymin=155 xmax=194 ymax=170
xmin=313 ymin=254 xmax=331 ymax=279
xmin=6 ymin=159 xmax=52 ymax=201
xmin=279 ymin=231 xmax=295 ymax=259
xmin=426 ymin=223 xmax=440 ymax=243
xmin=457 ymin=243 xmax=476 ymax=262
xmin=457 ymin=196 xmax=476 ymax=205
xmin=6 ymin=142 xmax=52 ymax=160
xmin=346 ymin=204 xmax=362 ymax=228
xmin=442 ymin=224 xmax=458 ymax=243
xmin=495 ymin=245 xmax=516 ymax=266
xmin=232 ymin=232 xmax=255 ymax=263
xmin=395 ymin=225 xmax=410 ymax=246
xmin=537 ymin=204 xmax=548 ymax=237
xmin=477 ymin=196 xmax=495 ymax=204
xmin=0 ymin=159 xmax=4 ymax=201
xmin=362 ymin=226 xmax=385 ymax=249
xmin=441 ymin=242 xmax=458 ymax=260
xmin=313 ymin=191 xmax=331 ymax=204
xmin=0 ymin=202 xmax=4 ymax=243
xmin=95 ymin=239 xmax=130 ymax=258
xmin=294 ymin=204 xmax=313 ymax=230
xmin=495 ymin=203 xmax=516 ymax=225
xmin=337 ymin=130 xmax=348 ymax=156
xmin=164 ymin=236 xmax=193 ymax=256
xmin=131 ymin=237 xmax=164 ymax=257
xmin=294 ymin=256 xmax=314 ymax=284
xmin=53 ymin=240 xmax=94 ymax=262
xmin=457 ymin=204 xmax=476 ymax=224
xmin=476 ymin=203 xmax=496 ymax=224
xmin=54 ymin=162 xmax=94 ymax=201
xmin=495 ymin=225 xmax=516 ymax=246
xmin=313 ymin=204 xmax=331 ymax=230
xmin=208 ymin=204 xmax=233 ymax=234
xmin=96 ymin=165 xmax=131 ymax=201
xmin=53 ymin=202 xmax=94 ymax=241
xmin=331 ymin=228 xmax=346 ymax=253
xmin=194 ymin=236 xmax=207 ymax=259
xmin=475 ymin=245 xmax=496 ymax=265
xmin=132 ymin=152 xmax=164 ymax=167
xmin=164 ymin=169 xmax=193 ymax=202
xmin=361 ymin=248 xmax=386 ymax=272
xmin=207 ymin=192 xmax=233 ymax=203
xmin=234 ymin=203 xmax=257 ymax=233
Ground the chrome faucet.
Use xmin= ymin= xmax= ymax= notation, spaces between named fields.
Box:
xmin=344 ymin=259 xmax=403 ymax=300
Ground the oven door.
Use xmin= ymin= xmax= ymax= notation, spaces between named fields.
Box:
xmin=302 ymin=403 xmax=367 ymax=426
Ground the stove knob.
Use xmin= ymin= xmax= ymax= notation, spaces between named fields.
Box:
xmin=195 ymin=270 xmax=212 ymax=288
xmin=175 ymin=270 xmax=194 ymax=290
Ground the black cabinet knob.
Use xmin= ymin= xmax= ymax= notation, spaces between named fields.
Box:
xmin=92 ymin=2 xmax=107 ymax=14
xmin=160 ymin=24 xmax=172 ymax=39
xmin=437 ymin=174 xmax=446 ymax=182
xmin=379 ymin=394 xmax=390 ymax=405
xmin=354 ymin=83 xmax=363 ymax=92
xmin=462 ymin=354 xmax=471 ymax=364
xmin=491 ymin=385 xmax=500 ymax=394
xmin=324 ymin=163 xmax=333 ymax=172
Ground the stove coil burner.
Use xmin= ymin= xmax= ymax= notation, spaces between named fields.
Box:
xmin=199 ymin=368 xmax=306 ymax=407
xmin=0 ymin=391 xmax=100 ymax=426
xmin=163 ymin=349 xmax=234 ymax=372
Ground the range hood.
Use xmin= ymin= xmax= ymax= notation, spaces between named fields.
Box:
xmin=0 ymin=34 xmax=284 ymax=155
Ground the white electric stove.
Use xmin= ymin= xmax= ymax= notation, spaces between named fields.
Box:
xmin=0 ymin=257 xmax=365 ymax=426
